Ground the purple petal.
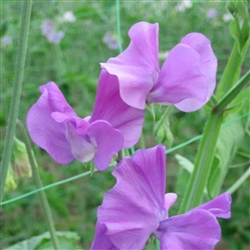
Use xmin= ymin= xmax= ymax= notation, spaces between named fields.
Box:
xmin=26 ymin=82 xmax=76 ymax=164
xmin=194 ymin=192 xmax=231 ymax=219
xmin=156 ymin=209 xmax=221 ymax=250
xmin=101 ymin=22 xmax=159 ymax=109
xmin=98 ymin=145 xmax=167 ymax=249
xmin=87 ymin=121 xmax=124 ymax=171
xmin=148 ymin=44 xmax=208 ymax=108
xmin=90 ymin=223 xmax=119 ymax=250
xmin=65 ymin=121 xmax=96 ymax=163
xmin=90 ymin=71 xmax=144 ymax=148
xmin=174 ymin=33 xmax=217 ymax=112
xmin=164 ymin=193 xmax=178 ymax=211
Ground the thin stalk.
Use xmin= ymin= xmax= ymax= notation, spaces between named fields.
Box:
xmin=226 ymin=167 xmax=250 ymax=194
xmin=179 ymin=69 xmax=250 ymax=213
xmin=179 ymin=111 xmax=223 ymax=213
xmin=216 ymin=43 xmax=246 ymax=98
xmin=116 ymin=0 xmax=123 ymax=53
xmin=216 ymin=70 xmax=250 ymax=113
xmin=17 ymin=121 xmax=60 ymax=250
xmin=0 ymin=1 xmax=32 ymax=202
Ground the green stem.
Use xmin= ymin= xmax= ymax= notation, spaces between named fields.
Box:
xmin=17 ymin=121 xmax=60 ymax=250
xmin=179 ymin=69 xmax=250 ymax=213
xmin=179 ymin=111 xmax=223 ymax=213
xmin=216 ymin=70 xmax=250 ymax=113
xmin=116 ymin=0 xmax=123 ymax=53
xmin=0 ymin=1 xmax=32 ymax=202
xmin=226 ymin=167 xmax=250 ymax=194
xmin=216 ymin=43 xmax=246 ymax=98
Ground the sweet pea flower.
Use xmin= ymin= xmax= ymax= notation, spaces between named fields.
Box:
xmin=101 ymin=22 xmax=217 ymax=112
xmin=26 ymin=78 xmax=143 ymax=170
xmin=91 ymin=145 xmax=231 ymax=249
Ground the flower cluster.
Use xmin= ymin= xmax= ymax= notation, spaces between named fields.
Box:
xmin=91 ymin=146 xmax=231 ymax=249
xmin=27 ymin=21 xmax=231 ymax=249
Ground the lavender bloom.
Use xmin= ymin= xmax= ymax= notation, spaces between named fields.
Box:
xmin=26 ymin=80 xmax=143 ymax=170
xmin=207 ymin=8 xmax=218 ymax=19
xmin=101 ymin=22 xmax=217 ymax=112
xmin=1 ymin=36 xmax=12 ymax=47
xmin=103 ymin=32 xmax=119 ymax=50
xmin=41 ymin=20 xmax=64 ymax=44
xmin=91 ymin=71 xmax=144 ymax=148
xmin=91 ymin=145 xmax=231 ymax=249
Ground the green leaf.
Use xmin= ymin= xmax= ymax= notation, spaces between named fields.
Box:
xmin=5 ymin=231 xmax=81 ymax=250
xmin=174 ymin=154 xmax=194 ymax=213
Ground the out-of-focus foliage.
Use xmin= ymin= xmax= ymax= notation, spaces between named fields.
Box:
xmin=1 ymin=0 xmax=249 ymax=249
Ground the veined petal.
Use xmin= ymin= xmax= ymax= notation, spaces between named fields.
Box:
xmin=90 ymin=223 xmax=119 ymax=250
xmin=157 ymin=209 xmax=221 ymax=250
xmin=194 ymin=192 xmax=232 ymax=219
xmin=39 ymin=82 xmax=77 ymax=116
xmin=97 ymin=145 xmax=167 ymax=249
xmin=90 ymin=71 xmax=144 ymax=148
xmin=175 ymin=33 xmax=217 ymax=112
xmin=148 ymin=44 xmax=208 ymax=107
xmin=87 ymin=120 xmax=124 ymax=171
xmin=101 ymin=22 xmax=160 ymax=109
xmin=26 ymin=82 xmax=75 ymax=164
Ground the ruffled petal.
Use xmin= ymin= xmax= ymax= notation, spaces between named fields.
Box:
xmin=174 ymin=33 xmax=217 ymax=112
xmin=26 ymin=82 xmax=76 ymax=164
xmin=148 ymin=44 xmax=208 ymax=108
xmin=156 ymin=209 xmax=221 ymax=250
xmin=194 ymin=192 xmax=232 ymax=219
xmin=101 ymin=22 xmax=159 ymax=109
xmin=90 ymin=223 xmax=119 ymax=250
xmin=88 ymin=120 xmax=124 ymax=171
xmin=90 ymin=71 xmax=144 ymax=148
xmin=98 ymin=145 xmax=167 ymax=249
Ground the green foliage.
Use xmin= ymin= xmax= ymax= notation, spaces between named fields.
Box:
xmin=5 ymin=231 xmax=81 ymax=250
xmin=1 ymin=1 xmax=249 ymax=249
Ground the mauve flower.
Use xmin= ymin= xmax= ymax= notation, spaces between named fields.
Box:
xmin=91 ymin=145 xmax=231 ymax=249
xmin=207 ymin=8 xmax=218 ymax=19
xmin=101 ymin=22 xmax=217 ymax=112
xmin=27 ymin=80 xmax=143 ymax=170
xmin=1 ymin=36 xmax=12 ymax=47
xmin=103 ymin=31 xmax=119 ymax=50
xmin=41 ymin=20 xmax=64 ymax=44
xmin=91 ymin=71 xmax=144 ymax=148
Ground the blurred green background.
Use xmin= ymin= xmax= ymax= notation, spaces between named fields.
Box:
xmin=1 ymin=0 xmax=249 ymax=249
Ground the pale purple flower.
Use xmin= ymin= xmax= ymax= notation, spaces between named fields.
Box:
xmin=26 ymin=79 xmax=143 ymax=170
xmin=1 ymin=36 xmax=12 ymax=47
xmin=91 ymin=71 xmax=144 ymax=148
xmin=101 ymin=22 xmax=217 ymax=112
xmin=103 ymin=32 xmax=119 ymax=50
xmin=41 ymin=20 xmax=64 ymax=44
xmin=207 ymin=8 xmax=218 ymax=19
xmin=91 ymin=145 xmax=231 ymax=249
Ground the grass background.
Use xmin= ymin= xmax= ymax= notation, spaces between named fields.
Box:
xmin=1 ymin=0 xmax=249 ymax=249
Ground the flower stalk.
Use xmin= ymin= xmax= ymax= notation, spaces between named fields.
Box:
xmin=0 ymin=0 xmax=32 ymax=202
xmin=179 ymin=70 xmax=250 ymax=213
xmin=17 ymin=120 xmax=60 ymax=250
